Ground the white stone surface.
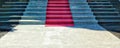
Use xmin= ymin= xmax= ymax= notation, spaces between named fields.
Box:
xmin=0 ymin=25 xmax=120 ymax=48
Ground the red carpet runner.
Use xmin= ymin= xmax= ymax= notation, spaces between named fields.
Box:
xmin=46 ymin=0 xmax=74 ymax=27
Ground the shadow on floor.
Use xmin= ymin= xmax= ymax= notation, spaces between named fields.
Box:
xmin=0 ymin=32 xmax=8 ymax=38
xmin=110 ymin=32 xmax=120 ymax=39
xmin=99 ymin=23 xmax=120 ymax=39
xmin=69 ymin=23 xmax=120 ymax=39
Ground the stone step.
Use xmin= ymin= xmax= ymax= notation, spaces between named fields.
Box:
xmin=0 ymin=8 xmax=116 ymax=10
xmin=2 ymin=5 xmax=27 ymax=7
xmin=74 ymin=20 xmax=120 ymax=22
xmin=88 ymin=0 xmax=108 ymax=1
xmin=19 ymin=12 xmax=93 ymax=13
xmin=4 ymin=2 xmax=28 ymax=5
xmin=0 ymin=20 xmax=45 ymax=25
xmin=1 ymin=16 xmax=119 ymax=18
xmin=88 ymin=3 xmax=111 ymax=5
xmin=5 ymin=1 xmax=113 ymax=4
xmin=0 ymin=26 xmax=12 ymax=31
xmin=5 ymin=2 xmax=28 ymax=3
xmin=5 ymin=1 xmax=111 ymax=2
xmin=90 ymin=6 xmax=114 ymax=8
xmin=0 ymin=20 xmax=119 ymax=23
xmin=92 ymin=9 xmax=117 ymax=11
xmin=2 ymin=4 xmax=113 ymax=7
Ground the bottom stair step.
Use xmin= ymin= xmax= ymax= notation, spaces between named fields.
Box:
xmin=102 ymin=26 xmax=120 ymax=32
xmin=0 ymin=26 xmax=12 ymax=31
xmin=19 ymin=20 xmax=45 ymax=25
xmin=0 ymin=20 xmax=45 ymax=25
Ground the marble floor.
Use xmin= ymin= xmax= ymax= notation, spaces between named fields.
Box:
xmin=0 ymin=25 xmax=120 ymax=48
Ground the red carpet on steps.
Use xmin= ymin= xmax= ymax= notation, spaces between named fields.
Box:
xmin=46 ymin=0 xmax=74 ymax=27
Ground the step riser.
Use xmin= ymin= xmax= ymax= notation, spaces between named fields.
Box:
xmin=94 ymin=14 xmax=118 ymax=15
xmin=19 ymin=22 xmax=45 ymax=25
xmin=2 ymin=3 xmax=112 ymax=6
xmin=0 ymin=22 xmax=44 ymax=25
xmin=1 ymin=21 xmax=119 ymax=25
xmin=4 ymin=3 xmax=28 ymax=5
xmin=90 ymin=6 xmax=113 ymax=8
xmin=1 ymin=17 xmax=119 ymax=20
xmin=92 ymin=10 xmax=116 ymax=11
xmin=0 ymin=10 xmax=25 ymax=11
xmin=42 ymin=11 xmax=117 ymax=13
xmin=1 ymin=17 xmax=119 ymax=19
xmin=8 ymin=8 xmax=115 ymax=10
xmin=0 ymin=13 xmax=23 ymax=15
xmin=2 ymin=6 xmax=27 ymax=8
xmin=91 ymin=3 xmax=112 ymax=4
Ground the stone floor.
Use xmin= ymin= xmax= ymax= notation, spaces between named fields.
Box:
xmin=0 ymin=25 xmax=120 ymax=48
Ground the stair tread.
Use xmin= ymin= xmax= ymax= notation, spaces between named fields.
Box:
xmin=0 ymin=16 xmax=119 ymax=17
xmin=0 ymin=8 xmax=115 ymax=10
xmin=5 ymin=2 xmax=28 ymax=3
xmin=0 ymin=20 xmax=119 ymax=22
xmin=2 ymin=4 xmax=112 ymax=6
xmin=47 ymin=11 xmax=119 ymax=13
xmin=5 ymin=2 xmax=111 ymax=3
xmin=0 ymin=8 xmax=24 ymax=9
xmin=2 ymin=4 xmax=27 ymax=6
xmin=1 ymin=16 xmax=119 ymax=18
xmin=48 ymin=4 xmax=69 ymax=6
xmin=0 ymin=20 xmax=44 ymax=22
